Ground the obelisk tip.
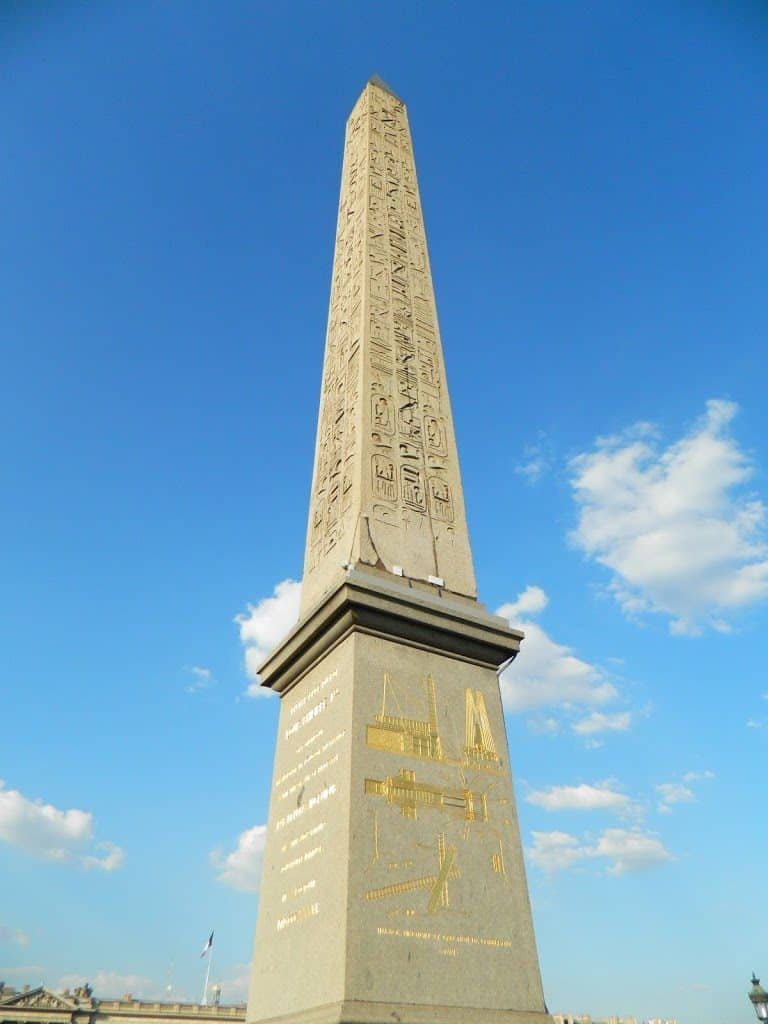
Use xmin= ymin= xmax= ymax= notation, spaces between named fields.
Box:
xmin=365 ymin=74 xmax=403 ymax=102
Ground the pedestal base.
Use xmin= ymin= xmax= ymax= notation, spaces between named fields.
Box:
xmin=250 ymin=1001 xmax=551 ymax=1024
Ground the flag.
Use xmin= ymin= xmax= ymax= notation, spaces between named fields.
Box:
xmin=200 ymin=932 xmax=214 ymax=958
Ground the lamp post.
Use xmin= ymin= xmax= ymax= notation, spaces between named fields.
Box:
xmin=749 ymin=974 xmax=768 ymax=1022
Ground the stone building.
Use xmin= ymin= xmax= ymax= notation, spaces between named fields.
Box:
xmin=0 ymin=984 xmax=245 ymax=1024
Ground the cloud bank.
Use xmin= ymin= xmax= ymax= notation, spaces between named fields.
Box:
xmin=527 ymin=827 xmax=671 ymax=875
xmin=496 ymin=587 xmax=634 ymax=743
xmin=525 ymin=781 xmax=632 ymax=814
xmin=235 ymin=580 xmax=301 ymax=696
xmin=0 ymin=781 xmax=123 ymax=871
xmin=569 ymin=399 xmax=768 ymax=634
xmin=210 ymin=823 xmax=266 ymax=893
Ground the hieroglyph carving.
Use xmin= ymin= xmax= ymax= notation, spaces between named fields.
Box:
xmin=305 ymin=97 xmax=368 ymax=579
xmin=364 ymin=88 xmax=456 ymax=549
xmin=301 ymin=82 xmax=477 ymax=615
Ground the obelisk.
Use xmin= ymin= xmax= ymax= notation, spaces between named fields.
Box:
xmin=246 ymin=78 xmax=550 ymax=1024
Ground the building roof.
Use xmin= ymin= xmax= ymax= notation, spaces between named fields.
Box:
xmin=0 ymin=987 xmax=245 ymax=1024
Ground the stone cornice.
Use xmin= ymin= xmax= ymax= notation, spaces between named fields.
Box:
xmin=258 ymin=568 xmax=523 ymax=696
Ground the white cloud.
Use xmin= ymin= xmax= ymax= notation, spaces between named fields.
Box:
xmin=496 ymin=587 xmax=640 ymax=742
xmin=494 ymin=587 xmax=653 ymax=753
xmin=82 ymin=841 xmax=125 ymax=872
xmin=526 ymin=781 xmax=632 ymax=813
xmin=515 ymin=435 xmax=553 ymax=484
xmin=593 ymin=828 xmax=672 ymax=875
xmin=497 ymin=611 xmax=616 ymax=713
xmin=527 ymin=827 xmax=671 ymax=875
xmin=569 ymin=399 xmax=768 ymax=635
xmin=185 ymin=666 xmax=215 ymax=694
xmin=656 ymin=783 xmax=694 ymax=813
xmin=0 ymin=925 xmax=29 ymax=947
xmin=527 ymin=831 xmax=585 ymax=872
xmin=497 ymin=585 xmax=549 ymax=619
xmin=571 ymin=710 xmax=632 ymax=736
xmin=57 ymin=971 xmax=160 ymax=1000
xmin=235 ymin=580 xmax=301 ymax=697
xmin=0 ymin=781 xmax=123 ymax=871
xmin=210 ymin=824 xmax=266 ymax=893
xmin=526 ymin=715 xmax=561 ymax=736
xmin=682 ymin=769 xmax=715 ymax=783
xmin=656 ymin=770 xmax=714 ymax=813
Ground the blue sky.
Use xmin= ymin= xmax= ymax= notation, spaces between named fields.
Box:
xmin=1 ymin=3 xmax=767 ymax=1022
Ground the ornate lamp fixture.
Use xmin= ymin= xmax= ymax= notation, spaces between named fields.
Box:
xmin=749 ymin=974 xmax=768 ymax=1022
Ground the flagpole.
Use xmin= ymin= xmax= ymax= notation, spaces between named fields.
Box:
xmin=201 ymin=948 xmax=213 ymax=1006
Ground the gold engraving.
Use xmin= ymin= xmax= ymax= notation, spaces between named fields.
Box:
xmin=278 ymin=752 xmax=339 ymax=802
xmin=281 ymin=878 xmax=317 ymax=904
xmin=387 ymin=907 xmax=417 ymax=920
xmin=364 ymin=768 xmax=487 ymax=823
xmin=427 ymin=834 xmax=455 ymax=913
xmin=491 ymin=840 xmax=506 ymax=876
xmin=288 ymin=668 xmax=339 ymax=718
xmin=280 ymin=821 xmax=325 ymax=854
xmin=463 ymin=690 xmax=500 ymax=768
xmin=274 ymin=730 xmax=346 ymax=790
xmin=276 ymin=902 xmax=320 ymax=932
xmin=367 ymin=811 xmax=380 ymax=869
xmin=280 ymin=846 xmax=322 ymax=873
xmin=364 ymin=833 xmax=458 ymax=915
xmin=376 ymin=926 xmax=512 ymax=949
xmin=295 ymin=728 xmax=324 ymax=756
xmin=285 ymin=689 xmax=340 ymax=740
xmin=366 ymin=673 xmax=443 ymax=762
xmin=275 ymin=783 xmax=337 ymax=831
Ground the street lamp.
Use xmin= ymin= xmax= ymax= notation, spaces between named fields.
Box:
xmin=749 ymin=974 xmax=768 ymax=1022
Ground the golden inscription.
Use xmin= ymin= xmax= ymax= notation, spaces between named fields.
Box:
xmin=295 ymin=728 xmax=324 ymax=756
xmin=280 ymin=845 xmax=322 ymax=873
xmin=376 ymin=926 xmax=513 ymax=950
xmin=278 ymin=752 xmax=339 ymax=802
xmin=280 ymin=821 xmax=325 ymax=854
xmin=281 ymin=878 xmax=317 ymax=904
xmin=288 ymin=668 xmax=338 ymax=718
xmin=274 ymin=730 xmax=345 ymax=790
xmin=276 ymin=902 xmax=320 ymax=932
xmin=285 ymin=689 xmax=340 ymax=740
xmin=275 ymin=783 xmax=337 ymax=831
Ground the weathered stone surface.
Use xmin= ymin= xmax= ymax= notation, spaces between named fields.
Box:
xmin=300 ymin=79 xmax=476 ymax=617
xmin=246 ymin=79 xmax=550 ymax=1024
xmin=247 ymin=633 xmax=547 ymax=1024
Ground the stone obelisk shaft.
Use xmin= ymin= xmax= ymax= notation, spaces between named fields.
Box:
xmin=246 ymin=80 xmax=549 ymax=1024
xmin=301 ymin=80 xmax=476 ymax=616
